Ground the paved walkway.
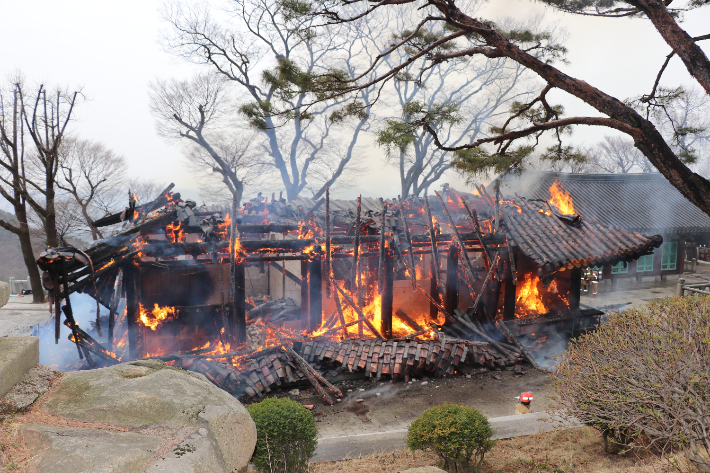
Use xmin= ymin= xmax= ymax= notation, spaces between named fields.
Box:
xmin=0 ymin=296 xmax=52 ymax=337
xmin=314 ymin=412 xmax=564 ymax=462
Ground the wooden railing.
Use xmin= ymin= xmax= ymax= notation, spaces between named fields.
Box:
xmin=677 ymin=278 xmax=710 ymax=296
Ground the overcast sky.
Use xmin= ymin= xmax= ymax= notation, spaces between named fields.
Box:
xmin=1 ymin=0 xmax=708 ymax=204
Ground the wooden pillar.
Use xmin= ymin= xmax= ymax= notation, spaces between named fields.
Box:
xmin=429 ymin=258 xmax=439 ymax=321
xmin=309 ymin=247 xmax=322 ymax=330
xmin=231 ymin=261 xmax=246 ymax=345
xmin=381 ymin=241 xmax=394 ymax=339
xmin=569 ymin=267 xmax=582 ymax=310
xmin=444 ymin=245 xmax=459 ymax=315
xmin=124 ymin=265 xmax=141 ymax=360
xmin=301 ymin=260 xmax=310 ymax=331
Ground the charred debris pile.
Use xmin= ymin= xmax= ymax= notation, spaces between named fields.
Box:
xmin=36 ymin=182 xmax=662 ymax=402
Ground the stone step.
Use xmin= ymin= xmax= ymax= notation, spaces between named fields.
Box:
xmin=0 ymin=336 xmax=39 ymax=398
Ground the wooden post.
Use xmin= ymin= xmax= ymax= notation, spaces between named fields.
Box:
xmin=232 ymin=261 xmax=246 ymax=345
xmin=309 ymin=247 xmax=323 ymax=331
xmin=124 ymin=265 xmax=141 ymax=360
xmin=301 ymin=260 xmax=309 ymax=331
xmin=503 ymin=250 xmax=516 ymax=321
xmin=569 ymin=267 xmax=582 ymax=311
xmin=445 ymin=245 xmax=459 ymax=316
xmin=429 ymin=261 xmax=439 ymax=322
xmin=381 ymin=240 xmax=394 ymax=339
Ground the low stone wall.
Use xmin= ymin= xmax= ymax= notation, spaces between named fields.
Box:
xmin=0 ymin=336 xmax=39 ymax=399
xmin=0 ymin=281 xmax=10 ymax=308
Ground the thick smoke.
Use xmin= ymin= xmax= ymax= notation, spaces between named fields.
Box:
xmin=34 ymin=293 xmax=117 ymax=371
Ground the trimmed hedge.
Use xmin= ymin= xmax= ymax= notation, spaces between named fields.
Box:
xmin=246 ymin=397 xmax=318 ymax=473
xmin=406 ymin=403 xmax=495 ymax=473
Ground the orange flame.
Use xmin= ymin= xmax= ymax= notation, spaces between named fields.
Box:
xmin=139 ymin=303 xmax=177 ymax=330
xmin=548 ymin=180 xmax=575 ymax=215
xmin=515 ymin=274 xmax=547 ymax=317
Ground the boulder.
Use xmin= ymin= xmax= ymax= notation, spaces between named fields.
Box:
xmin=0 ymin=281 xmax=9 ymax=308
xmin=21 ymin=360 xmax=256 ymax=473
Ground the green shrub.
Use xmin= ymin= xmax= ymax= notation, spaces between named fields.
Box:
xmin=246 ymin=397 xmax=317 ymax=473
xmin=406 ymin=403 xmax=495 ymax=473
xmin=551 ymin=295 xmax=710 ymax=471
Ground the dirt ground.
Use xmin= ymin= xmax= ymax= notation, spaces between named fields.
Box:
xmin=245 ymin=365 xmax=552 ymax=432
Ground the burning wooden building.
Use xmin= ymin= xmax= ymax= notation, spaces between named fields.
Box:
xmin=35 ymin=181 xmax=662 ymax=401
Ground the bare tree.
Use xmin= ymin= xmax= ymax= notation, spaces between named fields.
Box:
xmin=587 ymin=136 xmax=653 ymax=174
xmin=20 ymin=83 xmax=78 ymax=248
xmin=0 ymin=81 xmax=45 ymax=302
xmin=160 ymin=0 xmax=373 ymax=201
xmin=56 ymin=137 xmax=127 ymax=240
xmin=150 ymin=73 xmax=252 ymax=206
xmin=304 ymin=0 xmax=710 ymax=217
xmin=127 ymin=178 xmax=171 ymax=205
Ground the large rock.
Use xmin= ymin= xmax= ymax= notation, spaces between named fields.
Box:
xmin=0 ymin=281 xmax=9 ymax=308
xmin=21 ymin=360 xmax=256 ymax=473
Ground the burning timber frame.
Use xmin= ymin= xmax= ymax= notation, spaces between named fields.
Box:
xmin=36 ymin=182 xmax=663 ymax=373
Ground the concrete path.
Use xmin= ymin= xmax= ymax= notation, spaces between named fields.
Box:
xmin=0 ymin=296 xmax=52 ymax=337
xmin=313 ymin=412 xmax=559 ymax=462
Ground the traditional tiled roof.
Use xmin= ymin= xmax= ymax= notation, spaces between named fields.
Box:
xmin=501 ymin=197 xmax=663 ymax=273
xmin=494 ymin=172 xmax=710 ymax=234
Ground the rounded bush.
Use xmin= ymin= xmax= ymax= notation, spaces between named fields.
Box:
xmin=551 ymin=296 xmax=710 ymax=470
xmin=406 ymin=403 xmax=495 ymax=473
xmin=246 ymin=397 xmax=317 ymax=473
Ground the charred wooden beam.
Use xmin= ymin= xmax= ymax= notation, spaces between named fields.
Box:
xmin=309 ymin=247 xmax=323 ymax=331
xmin=231 ymin=262 xmax=247 ymax=345
xmin=269 ymin=261 xmax=302 ymax=285
xmin=569 ymin=266 xmax=582 ymax=311
xmin=445 ymin=245 xmax=459 ymax=316
xmin=436 ymin=191 xmax=480 ymax=284
xmin=398 ymin=195 xmax=417 ymax=289
xmin=300 ymin=260 xmax=309 ymax=331
xmin=381 ymin=240 xmax=394 ymax=339
xmin=238 ymin=224 xmax=300 ymax=234
xmin=332 ymin=279 xmax=384 ymax=340
xmin=424 ymin=191 xmax=445 ymax=297
xmin=325 ymin=187 xmax=331 ymax=298
xmin=395 ymin=309 xmax=424 ymax=332
xmin=377 ymin=202 xmax=388 ymax=292
xmin=496 ymin=320 xmax=539 ymax=369
xmin=124 ymin=265 xmax=141 ymax=360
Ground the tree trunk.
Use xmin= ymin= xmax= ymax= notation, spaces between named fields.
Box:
xmin=635 ymin=0 xmax=710 ymax=96
xmin=44 ymin=183 xmax=59 ymax=248
xmin=15 ymin=208 xmax=45 ymax=303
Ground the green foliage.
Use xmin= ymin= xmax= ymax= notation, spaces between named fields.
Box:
xmin=540 ymin=145 xmax=587 ymax=166
xmin=451 ymin=145 xmax=534 ymax=180
xmin=239 ymin=101 xmax=274 ymax=130
xmin=278 ymin=0 xmax=313 ymax=22
xmin=375 ymin=100 xmax=461 ymax=157
xmin=262 ymin=57 xmax=349 ymax=102
xmin=550 ymin=296 xmax=710 ymax=470
xmin=247 ymin=397 xmax=318 ymax=473
xmin=406 ymin=403 xmax=495 ymax=473
xmin=391 ymin=28 xmax=457 ymax=56
xmin=329 ymin=100 xmax=369 ymax=123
